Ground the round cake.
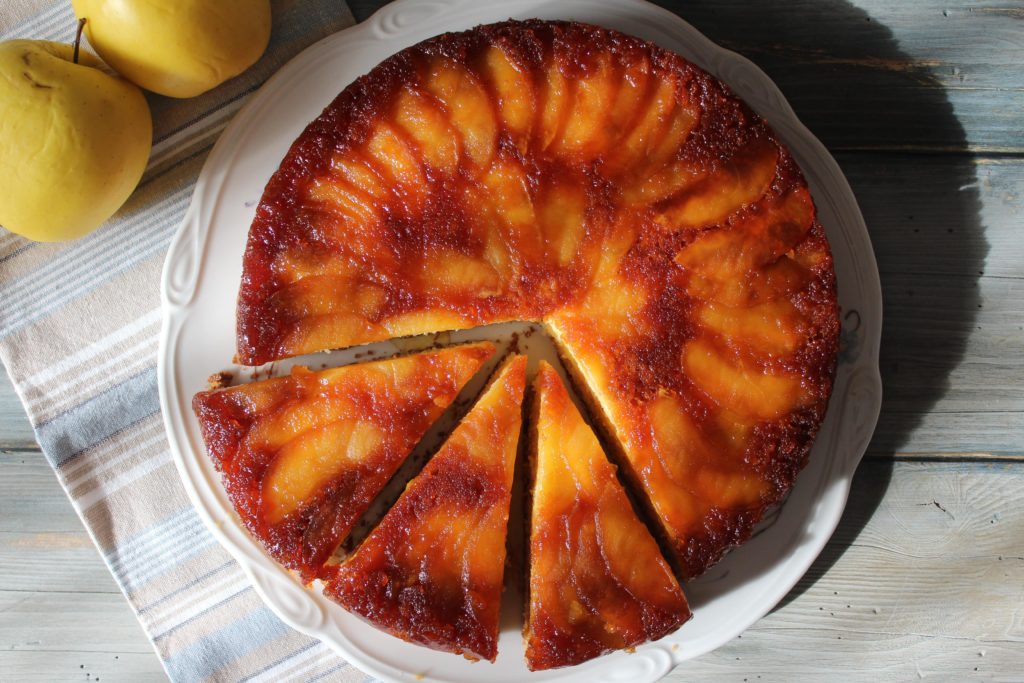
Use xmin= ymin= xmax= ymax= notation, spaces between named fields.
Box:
xmin=233 ymin=15 xmax=838 ymax=618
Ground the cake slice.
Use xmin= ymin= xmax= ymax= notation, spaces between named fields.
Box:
xmin=324 ymin=355 xmax=526 ymax=661
xmin=525 ymin=362 xmax=690 ymax=670
xmin=191 ymin=342 xmax=495 ymax=583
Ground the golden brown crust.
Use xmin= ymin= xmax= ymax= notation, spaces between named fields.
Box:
xmin=323 ymin=355 xmax=527 ymax=661
xmin=525 ymin=363 xmax=690 ymax=670
xmin=236 ymin=18 xmax=839 ymax=582
xmin=191 ymin=343 xmax=495 ymax=582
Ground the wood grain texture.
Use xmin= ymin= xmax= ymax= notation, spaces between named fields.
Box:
xmin=0 ymin=454 xmax=165 ymax=681
xmin=0 ymin=365 xmax=36 ymax=451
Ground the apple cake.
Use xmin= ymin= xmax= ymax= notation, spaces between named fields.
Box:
xmin=191 ymin=342 xmax=495 ymax=582
xmin=193 ymin=17 xmax=840 ymax=667
xmin=526 ymin=362 xmax=691 ymax=670
xmin=235 ymin=19 xmax=838 ymax=581
xmin=323 ymin=355 xmax=526 ymax=661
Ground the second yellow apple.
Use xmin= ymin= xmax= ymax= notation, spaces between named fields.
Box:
xmin=71 ymin=0 xmax=272 ymax=98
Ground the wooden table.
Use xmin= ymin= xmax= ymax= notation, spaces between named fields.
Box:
xmin=2 ymin=0 xmax=1022 ymax=680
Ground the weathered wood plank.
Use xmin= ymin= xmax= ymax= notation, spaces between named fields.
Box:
xmin=671 ymin=0 xmax=1024 ymax=154
xmin=873 ymin=412 xmax=1024 ymax=457
xmin=0 ymin=454 xmax=83 ymax=535
xmin=664 ymin=459 xmax=1024 ymax=681
xmin=347 ymin=0 xmax=1024 ymax=152
xmin=0 ymin=455 xmax=124 ymax=594
xmin=841 ymin=155 xmax=1022 ymax=280
xmin=0 ymin=651 xmax=167 ymax=683
xmin=0 ymin=365 xmax=36 ymax=450
xmin=0 ymin=457 xmax=165 ymax=681
xmin=833 ymin=154 xmax=1024 ymax=454
xmin=0 ymin=591 xmax=162 ymax=655
xmin=877 ymin=272 xmax=1023 ymax=410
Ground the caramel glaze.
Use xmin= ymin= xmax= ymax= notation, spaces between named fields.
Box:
xmin=323 ymin=355 xmax=526 ymax=662
xmin=237 ymin=19 xmax=839 ymax=580
xmin=191 ymin=343 xmax=494 ymax=583
xmin=526 ymin=363 xmax=690 ymax=670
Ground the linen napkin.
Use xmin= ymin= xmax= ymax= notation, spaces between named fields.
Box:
xmin=0 ymin=2 xmax=375 ymax=681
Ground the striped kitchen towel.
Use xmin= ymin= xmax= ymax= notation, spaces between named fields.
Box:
xmin=0 ymin=2 xmax=374 ymax=681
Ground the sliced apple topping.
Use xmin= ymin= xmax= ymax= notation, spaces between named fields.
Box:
xmin=525 ymin=363 xmax=690 ymax=670
xmin=191 ymin=343 xmax=496 ymax=581
xmin=421 ymin=250 xmax=502 ymax=297
xmin=324 ymin=355 xmax=525 ymax=662
xmin=328 ymin=154 xmax=389 ymax=201
xmin=380 ymin=310 xmax=473 ymax=339
xmin=606 ymin=53 xmax=652 ymax=141
xmin=364 ymin=123 xmax=427 ymax=207
xmin=279 ymin=316 xmax=381 ymax=359
xmin=481 ymin=45 xmax=535 ymax=145
xmin=699 ymin=299 xmax=806 ymax=356
xmin=603 ymin=76 xmax=679 ymax=175
xmin=535 ymin=59 xmax=571 ymax=151
xmin=262 ymin=420 xmax=384 ymax=524
xmin=655 ymin=137 xmax=778 ymax=229
xmin=307 ymin=176 xmax=380 ymax=226
xmin=683 ymin=337 xmax=804 ymax=420
xmin=271 ymin=275 xmax=385 ymax=318
xmin=555 ymin=54 xmax=617 ymax=158
xmin=482 ymin=157 xmax=542 ymax=262
xmin=422 ymin=57 xmax=497 ymax=170
xmin=393 ymin=87 xmax=461 ymax=174
xmin=536 ymin=176 xmax=586 ymax=267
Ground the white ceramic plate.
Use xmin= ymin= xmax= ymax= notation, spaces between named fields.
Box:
xmin=157 ymin=0 xmax=883 ymax=681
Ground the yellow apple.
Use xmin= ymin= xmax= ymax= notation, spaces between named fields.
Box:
xmin=0 ymin=39 xmax=151 ymax=242
xmin=72 ymin=0 xmax=272 ymax=98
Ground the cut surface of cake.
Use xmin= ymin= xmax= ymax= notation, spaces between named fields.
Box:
xmin=191 ymin=342 xmax=495 ymax=582
xmin=525 ymin=362 xmax=691 ymax=670
xmin=323 ymin=355 xmax=526 ymax=662
xmin=236 ymin=19 xmax=839 ymax=579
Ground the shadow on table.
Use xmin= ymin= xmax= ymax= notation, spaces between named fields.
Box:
xmin=648 ymin=0 xmax=984 ymax=607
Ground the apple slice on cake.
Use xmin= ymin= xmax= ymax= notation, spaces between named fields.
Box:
xmin=524 ymin=362 xmax=691 ymax=670
xmin=324 ymin=355 xmax=526 ymax=662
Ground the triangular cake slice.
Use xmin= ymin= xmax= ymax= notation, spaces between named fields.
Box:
xmin=191 ymin=342 xmax=495 ymax=583
xmin=324 ymin=355 xmax=527 ymax=661
xmin=525 ymin=362 xmax=691 ymax=670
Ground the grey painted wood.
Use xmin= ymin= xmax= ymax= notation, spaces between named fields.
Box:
xmin=0 ymin=454 xmax=165 ymax=681
xmin=0 ymin=365 xmax=36 ymax=450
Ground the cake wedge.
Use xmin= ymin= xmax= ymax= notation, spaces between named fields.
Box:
xmin=191 ymin=342 xmax=495 ymax=583
xmin=525 ymin=362 xmax=691 ymax=670
xmin=324 ymin=354 xmax=527 ymax=661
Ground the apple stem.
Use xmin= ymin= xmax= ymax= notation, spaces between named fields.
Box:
xmin=73 ymin=18 xmax=86 ymax=64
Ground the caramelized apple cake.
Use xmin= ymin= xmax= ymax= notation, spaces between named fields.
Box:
xmin=192 ymin=17 xmax=839 ymax=668
xmin=526 ymin=362 xmax=691 ymax=670
xmin=324 ymin=355 xmax=526 ymax=661
xmin=191 ymin=342 xmax=494 ymax=582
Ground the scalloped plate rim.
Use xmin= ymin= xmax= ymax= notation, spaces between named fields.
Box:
xmin=157 ymin=1 xmax=883 ymax=681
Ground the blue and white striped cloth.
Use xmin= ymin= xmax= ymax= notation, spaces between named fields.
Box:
xmin=0 ymin=2 xmax=373 ymax=681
